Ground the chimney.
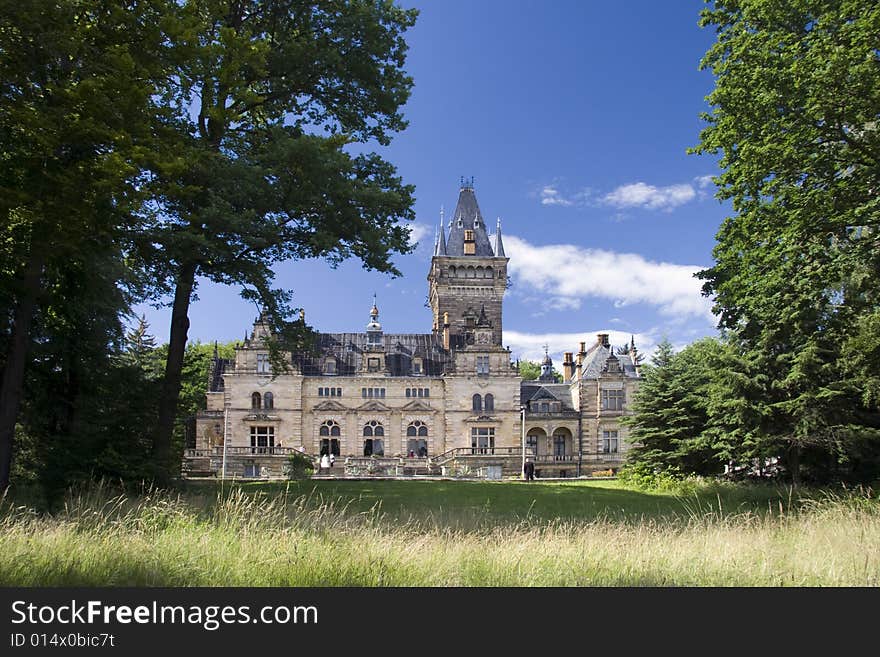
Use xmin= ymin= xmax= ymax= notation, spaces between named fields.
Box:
xmin=597 ymin=333 xmax=610 ymax=347
xmin=563 ymin=352 xmax=574 ymax=381
xmin=442 ymin=312 xmax=450 ymax=350
xmin=576 ymin=351 xmax=583 ymax=379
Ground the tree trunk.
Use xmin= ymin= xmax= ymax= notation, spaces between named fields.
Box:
xmin=788 ymin=443 xmax=801 ymax=488
xmin=153 ymin=261 xmax=197 ymax=485
xmin=0 ymin=253 xmax=45 ymax=492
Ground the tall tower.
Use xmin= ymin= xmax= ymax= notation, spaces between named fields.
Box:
xmin=428 ymin=179 xmax=508 ymax=348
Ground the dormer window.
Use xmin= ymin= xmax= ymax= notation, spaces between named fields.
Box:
xmin=412 ymin=358 xmax=422 ymax=375
xmin=367 ymin=357 xmax=381 ymax=372
xmin=464 ymin=229 xmax=475 ymax=255
xmin=324 ymin=359 xmax=336 ymax=375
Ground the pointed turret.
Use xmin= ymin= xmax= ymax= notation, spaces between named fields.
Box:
xmin=539 ymin=344 xmax=555 ymax=382
xmin=494 ymin=218 xmax=506 ymax=257
xmin=446 ymin=178 xmax=495 ymax=256
xmin=435 ymin=206 xmax=447 ymax=256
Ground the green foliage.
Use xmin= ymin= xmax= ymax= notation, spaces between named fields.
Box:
xmin=0 ymin=0 xmax=166 ymax=490
xmin=144 ymin=1 xmax=420 ymax=481
xmin=518 ymin=360 xmax=563 ymax=382
xmin=689 ymin=0 xmax=880 ymax=484
xmin=623 ymin=338 xmax=727 ymax=477
xmin=286 ymin=452 xmax=315 ymax=480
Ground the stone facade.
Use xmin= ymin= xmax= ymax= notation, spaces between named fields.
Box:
xmin=189 ymin=182 xmax=641 ymax=479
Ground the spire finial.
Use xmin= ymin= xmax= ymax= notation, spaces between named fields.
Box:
xmin=494 ymin=216 xmax=506 ymax=257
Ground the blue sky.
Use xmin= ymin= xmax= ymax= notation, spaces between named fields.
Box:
xmin=135 ymin=0 xmax=728 ymax=365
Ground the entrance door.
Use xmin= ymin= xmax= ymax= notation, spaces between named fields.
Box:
xmin=320 ymin=438 xmax=340 ymax=456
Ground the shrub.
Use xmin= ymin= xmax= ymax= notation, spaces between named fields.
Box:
xmin=286 ymin=452 xmax=315 ymax=480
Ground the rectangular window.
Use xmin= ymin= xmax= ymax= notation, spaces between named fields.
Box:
xmin=406 ymin=389 xmax=411 ymax=398
xmin=337 ymin=388 xmax=342 ymax=397
xmin=424 ymin=388 xmax=429 ymax=398
xmin=601 ymin=389 xmax=625 ymax=411
xmin=250 ymin=426 xmax=275 ymax=454
xmin=256 ymin=354 xmax=270 ymax=374
xmin=318 ymin=388 xmax=324 ymax=397
xmin=470 ymin=427 xmax=495 ymax=455
xmin=367 ymin=357 xmax=381 ymax=372
xmin=476 ymin=356 xmax=490 ymax=375
xmin=602 ymin=430 xmax=619 ymax=454
xmin=362 ymin=388 xmax=367 ymax=398
xmin=380 ymin=388 xmax=385 ymax=398
xmin=368 ymin=388 xmax=374 ymax=398
xmin=330 ymin=387 xmax=336 ymax=397
xmin=417 ymin=388 xmax=423 ymax=398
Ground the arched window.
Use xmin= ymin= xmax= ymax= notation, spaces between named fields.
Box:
xmin=485 ymin=266 xmax=494 ymax=279
xmin=476 ymin=266 xmax=484 ymax=279
xmin=363 ymin=420 xmax=384 ymax=456
xmin=319 ymin=420 xmax=340 ymax=456
xmin=472 ymin=394 xmax=482 ymax=412
xmin=251 ymin=392 xmax=261 ymax=409
xmin=449 ymin=266 xmax=457 ymax=278
xmin=484 ymin=394 xmax=494 ymax=412
xmin=406 ymin=422 xmax=429 ymax=457
xmin=319 ymin=420 xmax=341 ymax=437
xmin=263 ymin=392 xmax=274 ymax=410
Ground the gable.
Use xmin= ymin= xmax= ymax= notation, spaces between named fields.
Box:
xmin=401 ymin=400 xmax=435 ymax=413
xmin=357 ymin=400 xmax=392 ymax=412
xmin=313 ymin=400 xmax=347 ymax=412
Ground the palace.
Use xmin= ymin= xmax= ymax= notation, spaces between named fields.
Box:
xmin=186 ymin=182 xmax=641 ymax=479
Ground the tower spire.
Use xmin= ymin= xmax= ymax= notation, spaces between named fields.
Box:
xmin=435 ymin=205 xmax=447 ymax=256
xmin=494 ymin=217 xmax=506 ymax=257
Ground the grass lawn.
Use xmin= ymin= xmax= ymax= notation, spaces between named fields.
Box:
xmin=1 ymin=478 xmax=878 ymax=586
xmin=224 ymin=478 xmax=798 ymax=525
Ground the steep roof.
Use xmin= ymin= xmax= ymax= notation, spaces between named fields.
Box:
xmin=445 ymin=183 xmax=495 ymax=257
xmin=519 ymin=383 xmax=577 ymax=410
xmin=294 ymin=332 xmax=451 ymax=376
xmin=578 ymin=343 xmax=639 ymax=380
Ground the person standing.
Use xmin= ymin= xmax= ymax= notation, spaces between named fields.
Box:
xmin=320 ymin=453 xmax=330 ymax=474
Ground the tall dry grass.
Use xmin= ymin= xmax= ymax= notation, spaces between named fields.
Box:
xmin=1 ymin=482 xmax=877 ymax=586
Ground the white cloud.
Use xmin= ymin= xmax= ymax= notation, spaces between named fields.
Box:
xmin=503 ymin=234 xmax=714 ymax=321
xmin=602 ymin=182 xmax=696 ymax=211
xmin=538 ymin=185 xmax=593 ymax=207
xmin=406 ymin=222 xmax=433 ymax=248
xmin=503 ymin=329 xmax=659 ymax=364
xmin=694 ymin=174 xmax=714 ymax=189
xmin=540 ymin=186 xmax=573 ymax=206
xmin=504 ymin=329 xmax=700 ymax=366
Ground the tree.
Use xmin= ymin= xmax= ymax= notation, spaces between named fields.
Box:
xmin=0 ymin=0 xmax=163 ymax=491
xmin=143 ymin=0 xmax=419 ymax=483
xmin=623 ymin=338 xmax=726 ymax=476
xmin=692 ymin=0 xmax=880 ymax=484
